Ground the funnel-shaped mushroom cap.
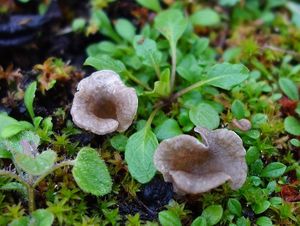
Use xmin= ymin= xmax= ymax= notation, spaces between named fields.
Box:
xmin=71 ymin=70 xmax=138 ymax=135
xmin=154 ymin=127 xmax=247 ymax=194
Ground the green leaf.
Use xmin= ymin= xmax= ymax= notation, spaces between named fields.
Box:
xmin=3 ymin=131 xmax=40 ymax=154
xmin=266 ymin=181 xmax=277 ymax=194
xmin=154 ymin=119 xmax=182 ymax=140
xmin=15 ymin=149 xmax=57 ymax=176
xmin=236 ymin=216 xmax=251 ymax=226
xmin=9 ymin=209 xmax=54 ymax=226
xmin=191 ymin=216 xmax=207 ymax=226
xmin=24 ymin=81 xmax=37 ymax=120
xmin=231 ymin=100 xmax=246 ymax=119
xmin=72 ymin=147 xmax=112 ymax=196
xmin=206 ymin=63 xmax=249 ymax=90
xmin=1 ymin=125 xmax=22 ymax=139
xmin=191 ymin=8 xmax=221 ymax=27
xmin=256 ymin=216 xmax=273 ymax=226
xmin=1 ymin=122 xmax=32 ymax=139
xmin=270 ymin=197 xmax=282 ymax=207
xmin=0 ymin=113 xmax=19 ymax=130
xmin=284 ymin=116 xmax=300 ymax=135
xmin=1 ymin=182 xmax=27 ymax=197
xmin=0 ymin=148 xmax=12 ymax=159
xmin=158 ymin=210 xmax=182 ymax=226
xmin=133 ymin=35 xmax=162 ymax=69
xmin=245 ymin=129 xmax=260 ymax=139
xmin=72 ymin=18 xmax=86 ymax=32
xmin=246 ymin=147 xmax=260 ymax=165
xmin=189 ymin=103 xmax=220 ymax=129
xmin=9 ymin=216 xmax=30 ymax=226
xmin=193 ymin=37 xmax=209 ymax=56
xmin=115 ymin=19 xmax=136 ymax=42
xmin=250 ymin=176 xmax=262 ymax=186
xmin=33 ymin=116 xmax=43 ymax=129
xmin=250 ymin=159 xmax=264 ymax=176
xmin=261 ymin=162 xmax=286 ymax=178
xmin=223 ymin=47 xmax=241 ymax=62
xmin=252 ymin=200 xmax=270 ymax=214
xmin=256 ymin=217 xmax=273 ymax=226
xmin=41 ymin=117 xmax=53 ymax=132
xmin=87 ymin=41 xmax=118 ymax=57
xmin=287 ymin=2 xmax=300 ymax=27
xmin=84 ymin=55 xmax=126 ymax=74
xmin=31 ymin=209 xmax=54 ymax=226
xmin=201 ymin=205 xmax=223 ymax=225
xmin=136 ymin=0 xmax=161 ymax=12
xmin=146 ymin=68 xmax=171 ymax=97
xmin=92 ymin=10 xmax=121 ymax=43
xmin=154 ymin=9 xmax=188 ymax=50
xmin=290 ymin=138 xmax=300 ymax=147
xmin=110 ymin=134 xmax=128 ymax=152
xmin=0 ymin=114 xmax=32 ymax=138
xmin=178 ymin=108 xmax=194 ymax=132
xmin=177 ymin=54 xmax=202 ymax=82
xmin=219 ymin=0 xmax=239 ymax=6
xmin=227 ymin=198 xmax=242 ymax=217
xmin=125 ymin=126 xmax=158 ymax=183
xmin=251 ymin=113 xmax=268 ymax=128
xmin=279 ymin=77 xmax=299 ymax=100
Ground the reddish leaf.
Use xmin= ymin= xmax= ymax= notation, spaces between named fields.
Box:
xmin=279 ymin=97 xmax=298 ymax=116
xmin=281 ymin=181 xmax=300 ymax=202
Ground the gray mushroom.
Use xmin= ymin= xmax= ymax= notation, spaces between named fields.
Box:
xmin=230 ymin=118 xmax=252 ymax=131
xmin=71 ymin=70 xmax=138 ymax=135
xmin=153 ymin=127 xmax=247 ymax=194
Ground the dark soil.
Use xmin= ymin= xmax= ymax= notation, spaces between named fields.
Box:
xmin=119 ymin=176 xmax=174 ymax=221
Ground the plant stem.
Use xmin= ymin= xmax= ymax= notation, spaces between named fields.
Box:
xmin=170 ymin=44 xmax=177 ymax=92
xmin=263 ymin=44 xmax=300 ymax=59
xmin=33 ymin=160 xmax=75 ymax=188
xmin=146 ymin=107 xmax=161 ymax=128
xmin=0 ymin=170 xmax=34 ymax=212
xmin=125 ymin=71 xmax=151 ymax=91
xmin=172 ymin=76 xmax=219 ymax=100
xmin=150 ymin=55 xmax=161 ymax=79
xmin=0 ymin=170 xmax=28 ymax=187
xmin=28 ymin=187 xmax=35 ymax=213
xmin=154 ymin=64 xmax=161 ymax=79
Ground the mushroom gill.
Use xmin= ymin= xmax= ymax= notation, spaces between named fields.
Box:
xmin=153 ymin=127 xmax=247 ymax=194
xmin=71 ymin=70 xmax=138 ymax=135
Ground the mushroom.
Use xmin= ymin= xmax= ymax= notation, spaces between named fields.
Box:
xmin=153 ymin=127 xmax=247 ymax=194
xmin=71 ymin=70 xmax=138 ymax=135
xmin=230 ymin=118 xmax=252 ymax=132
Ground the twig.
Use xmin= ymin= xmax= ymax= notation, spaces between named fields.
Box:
xmin=262 ymin=45 xmax=300 ymax=59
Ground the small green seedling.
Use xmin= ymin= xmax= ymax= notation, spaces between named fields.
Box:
xmin=0 ymin=131 xmax=112 ymax=213
xmin=0 ymin=82 xmax=112 ymax=216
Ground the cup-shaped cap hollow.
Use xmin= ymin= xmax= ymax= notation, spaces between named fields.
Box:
xmin=71 ymin=70 xmax=138 ymax=135
xmin=154 ymin=127 xmax=247 ymax=194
